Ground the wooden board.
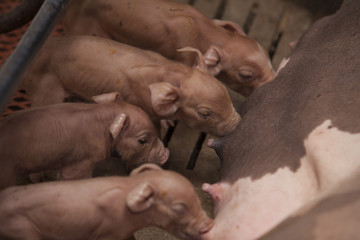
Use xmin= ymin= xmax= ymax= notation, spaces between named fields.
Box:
xmin=271 ymin=3 xmax=312 ymax=69
xmin=222 ymin=0 xmax=254 ymax=28
xmin=247 ymin=0 xmax=285 ymax=51
xmin=193 ymin=0 xmax=222 ymax=18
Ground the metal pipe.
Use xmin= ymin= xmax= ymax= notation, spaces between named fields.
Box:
xmin=0 ymin=0 xmax=69 ymax=112
xmin=187 ymin=132 xmax=207 ymax=170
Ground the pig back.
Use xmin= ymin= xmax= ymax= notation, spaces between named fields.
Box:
xmin=216 ymin=0 xmax=360 ymax=183
xmin=0 ymin=103 xmax=118 ymax=174
xmin=63 ymin=0 xmax=207 ymax=62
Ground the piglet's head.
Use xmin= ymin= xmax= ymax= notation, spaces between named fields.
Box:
xmin=93 ymin=93 xmax=169 ymax=171
xmin=127 ymin=164 xmax=213 ymax=240
xmin=204 ymin=19 xmax=275 ymax=97
xmin=149 ymin=48 xmax=240 ymax=137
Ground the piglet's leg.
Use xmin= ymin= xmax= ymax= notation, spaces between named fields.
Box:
xmin=60 ymin=160 xmax=94 ymax=180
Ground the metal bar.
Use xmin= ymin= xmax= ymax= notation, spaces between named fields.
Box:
xmin=187 ymin=132 xmax=207 ymax=170
xmin=162 ymin=121 xmax=178 ymax=148
xmin=0 ymin=0 xmax=70 ymax=112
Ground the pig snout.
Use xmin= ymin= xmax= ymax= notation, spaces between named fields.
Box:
xmin=158 ymin=144 xmax=170 ymax=165
xmin=180 ymin=214 xmax=214 ymax=240
xmin=236 ymin=72 xmax=274 ymax=97
xmin=198 ymin=216 xmax=214 ymax=237
xmin=258 ymin=71 xmax=275 ymax=88
xmin=216 ymin=109 xmax=241 ymax=136
xmin=122 ymin=138 xmax=169 ymax=171
xmin=149 ymin=139 xmax=169 ymax=166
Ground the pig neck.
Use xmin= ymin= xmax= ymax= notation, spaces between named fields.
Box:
xmin=84 ymin=103 xmax=126 ymax=160
xmin=102 ymin=177 xmax=166 ymax=238
xmin=196 ymin=21 xmax=228 ymax=51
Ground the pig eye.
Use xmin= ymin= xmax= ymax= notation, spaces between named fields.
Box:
xmin=198 ymin=109 xmax=213 ymax=119
xmin=138 ymin=139 xmax=147 ymax=145
xmin=238 ymin=70 xmax=255 ymax=82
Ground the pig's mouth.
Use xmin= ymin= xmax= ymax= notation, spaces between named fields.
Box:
xmin=182 ymin=230 xmax=209 ymax=240
xmin=181 ymin=231 xmax=202 ymax=240
xmin=181 ymin=221 xmax=213 ymax=240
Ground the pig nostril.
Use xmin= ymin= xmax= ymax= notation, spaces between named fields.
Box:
xmin=159 ymin=148 xmax=170 ymax=165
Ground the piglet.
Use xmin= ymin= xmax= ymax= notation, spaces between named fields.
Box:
xmin=0 ymin=92 xmax=169 ymax=190
xmin=0 ymin=164 xmax=213 ymax=240
xmin=22 ymin=36 xmax=240 ymax=137
xmin=62 ymin=0 xmax=275 ymax=96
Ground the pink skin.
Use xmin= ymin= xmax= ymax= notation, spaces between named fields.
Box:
xmin=62 ymin=0 xmax=275 ymax=96
xmin=0 ymin=164 xmax=213 ymax=240
xmin=259 ymin=174 xmax=360 ymax=240
xmin=203 ymin=126 xmax=360 ymax=240
xmin=22 ymin=36 xmax=240 ymax=137
xmin=0 ymin=93 xmax=169 ymax=190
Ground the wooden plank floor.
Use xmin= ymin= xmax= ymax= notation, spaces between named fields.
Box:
xmin=135 ymin=0 xmax=314 ymax=239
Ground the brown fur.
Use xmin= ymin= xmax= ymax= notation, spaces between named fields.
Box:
xmin=22 ymin=36 xmax=240 ymax=137
xmin=0 ymin=102 xmax=168 ymax=190
xmin=62 ymin=0 xmax=275 ymax=96
xmin=0 ymin=164 xmax=213 ymax=240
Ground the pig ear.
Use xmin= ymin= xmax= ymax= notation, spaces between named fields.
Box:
xmin=177 ymin=47 xmax=207 ymax=71
xmin=212 ymin=19 xmax=245 ymax=35
xmin=130 ymin=163 xmax=162 ymax=176
xmin=109 ymin=113 xmax=128 ymax=141
xmin=148 ymin=82 xmax=180 ymax=117
xmin=204 ymin=45 xmax=223 ymax=76
xmin=126 ymin=182 xmax=156 ymax=212
xmin=92 ymin=92 xmax=123 ymax=103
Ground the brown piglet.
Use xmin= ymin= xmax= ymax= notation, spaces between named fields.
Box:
xmin=62 ymin=0 xmax=275 ymax=96
xmin=0 ymin=164 xmax=213 ymax=240
xmin=22 ymin=36 xmax=240 ymax=137
xmin=0 ymin=92 xmax=169 ymax=190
